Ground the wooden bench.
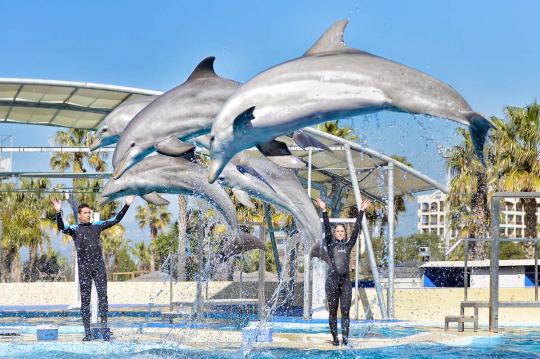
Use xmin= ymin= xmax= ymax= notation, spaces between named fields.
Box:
xmin=444 ymin=315 xmax=476 ymax=332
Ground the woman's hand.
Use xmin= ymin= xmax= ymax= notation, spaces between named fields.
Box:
xmin=125 ymin=195 xmax=135 ymax=206
xmin=315 ymin=198 xmax=326 ymax=211
xmin=360 ymin=199 xmax=371 ymax=211
xmin=52 ymin=198 xmax=62 ymax=212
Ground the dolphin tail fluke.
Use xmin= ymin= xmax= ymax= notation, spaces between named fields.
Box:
xmin=142 ymin=192 xmax=170 ymax=206
xmin=466 ymin=112 xmax=495 ymax=165
xmin=155 ymin=137 xmax=195 ymax=157
xmin=257 ymin=140 xmax=306 ymax=168
xmin=98 ymin=196 xmax=111 ymax=206
xmin=292 ymin=131 xmax=333 ymax=152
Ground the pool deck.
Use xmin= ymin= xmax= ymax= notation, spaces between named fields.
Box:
xmin=0 ymin=326 xmax=499 ymax=351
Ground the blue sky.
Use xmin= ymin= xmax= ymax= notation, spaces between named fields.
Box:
xmin=1 ymin=1 xmax=539 ymax=258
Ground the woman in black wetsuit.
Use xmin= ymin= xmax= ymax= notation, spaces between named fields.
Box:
xmin=315 ymin=197 xmax=371 ymax=346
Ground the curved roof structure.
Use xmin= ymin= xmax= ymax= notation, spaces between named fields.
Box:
xmin=0 ymin=78 xmax=446 ymax=201
xmin=0 ymin=78 xmax=161 ymax=129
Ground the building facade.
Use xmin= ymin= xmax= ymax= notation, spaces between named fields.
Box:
xmin=417 ymin=190 xmax=540 ymax=240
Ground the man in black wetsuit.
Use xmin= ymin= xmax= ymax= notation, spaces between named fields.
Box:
xmin=315 ymin=197 xmax=371 ymax=346
xmin=53 ymin=196 xmax=134 ymax=341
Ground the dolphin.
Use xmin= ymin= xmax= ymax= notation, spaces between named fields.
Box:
xmin=90 ymin=95 xmax=157 ymax=150
xmin=112 ymin=56 xmax=241 ymax=179
xmin=309 ymin=240 xmax=331 ymax=266
xmin=99 ymin=154 xmax=238 ymax=230
xmin=207 ymin=19 xmax=495 ymax=183
xmin=194 ymin=136 xmax=321 ymax=247
xmin=218 ymin=233 xmax=266 ymax=262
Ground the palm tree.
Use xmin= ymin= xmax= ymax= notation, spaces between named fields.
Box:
xmin=177 ymin=195 xmax=188 ymax=280
xmin=132 ymin=242 xmax=151 ymax=271
xmin=447 ymin=128 xmax=491 ymax=260
xmin=491 ymin=102 xmax=540 ymax=257
xmin=317 ymin=120 xmax=359 ymax=141
xmin=135 ymin=203 xmax=172 ymax=271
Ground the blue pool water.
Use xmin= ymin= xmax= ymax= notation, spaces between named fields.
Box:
xmin=0 ymin=331 xmax=539 ymax=359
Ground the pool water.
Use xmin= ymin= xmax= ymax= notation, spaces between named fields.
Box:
xmin=0 ymin=331 xmax=539 ymax=359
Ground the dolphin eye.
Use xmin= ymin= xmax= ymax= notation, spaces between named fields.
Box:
xmin=102 ymin=128 xmax=107 ymax=132
xmin=130 ymin=142 xmax=135 ymax=147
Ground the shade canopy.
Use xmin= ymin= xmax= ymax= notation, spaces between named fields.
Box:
xmin=0 ymin=78 xmax=160 ymax=129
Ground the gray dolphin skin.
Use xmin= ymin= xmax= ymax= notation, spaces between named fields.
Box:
xmin=112 ymin=56 xmax=240 ymax=179
xmin=90 ymin=96 xmax=157 ymax=150
xmin=219 ymin=233 xmax=265 ymax=262
xmin=207 ymin=19 xmax=495 ymax=183
xmin=100 ymin=154 xmax=238 ymax=230
xmin=194 ymin=135 xmax=321 ymax=246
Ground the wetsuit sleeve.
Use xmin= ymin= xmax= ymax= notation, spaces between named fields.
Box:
xmin=97 ymin=204 xmax=130 ymax=231
xmin=55 ymin=211 xmax=74 ymax=236
xmin=348 ymin=210 xmax=365 ymax=249
xmin=322 ymin=211 xmax=333 ymax=248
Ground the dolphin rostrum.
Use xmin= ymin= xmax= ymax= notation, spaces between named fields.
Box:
xmin=207 ymin=19 xmax=495 ymax=183
xmin=90 ymin=95 xmax=157 ymax=150
xmin=112 ymin=56 xmax=240 ymax=179
xmin=100 ymin=154 xmax=238 ymax=230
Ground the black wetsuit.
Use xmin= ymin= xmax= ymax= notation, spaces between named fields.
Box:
xmin=322 ymin=209 xmax=364 ymax=343
xmin=55 ymin=205 xmax=130 ymax=335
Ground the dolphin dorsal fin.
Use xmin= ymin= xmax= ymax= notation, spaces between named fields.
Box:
xmin=304 ymin=19 xmax=349 ymax=56
xmin=187 ymin=56 xmax=217 ymax=81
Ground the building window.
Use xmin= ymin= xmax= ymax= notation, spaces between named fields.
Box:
xmin=507 ymin=214 xmax=514 ymax=224
xmin=430 ymin=215 xmax=437 ymax=224
xmin=422 ymin=215 xmax=429 ymax=225
xmin=430 ymin=202 xmax=438 ymax=212
xmin=505 ymin=201 xmax=514 ymax=211
xmin=516 ymin=216 xmax=523 ymax=225
xmin=423 ymin=229 xmax=429 ymax=234
xmin=440 ymin=201 xmax=445 ymax=209
xmin=422 ymin=203 xmax=429 ymax=212
xmin=431 ymin=228 xmax=438 ymax=235
xmin=516 ymin=228 xmax=523 ymax=238
xmin=517 ymin=202 xmax=523 ymax=211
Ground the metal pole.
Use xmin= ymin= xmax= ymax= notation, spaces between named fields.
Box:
xmin=535 ymin=239 xmax=538 ymax=301
xmin=464 ymin=239 xmax=469 ymax=301
xmin=169 ymin=253 xmax=173 ymax=312
xmin=303 ymin=147 xmax=313 ymax=320
xmin=489 ymin=197 xmax=501 ymax=332
xmin=387 ymin=162 xmax=395 ymax=319
xmin=345 ymin=144 xmax=387 ymax=319
xmin=0 ymin=219 xmax=3 ymax=283
xmin=258 ymin=226 xmax=266 ymax=320
xmin=264 ymin=203 xmax=282 ymax=278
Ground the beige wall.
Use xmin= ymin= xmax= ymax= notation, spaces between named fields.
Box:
xmin=1 ymin=282 xmax=539 ymax=326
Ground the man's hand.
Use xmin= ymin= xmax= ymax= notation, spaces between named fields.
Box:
xmin=52 ymin=198 xmax=62 ymax=212
xmin=315 ymin=198 xmax=326 ymax=211
xmin=125 ymin=195 xmax=135 ymax=206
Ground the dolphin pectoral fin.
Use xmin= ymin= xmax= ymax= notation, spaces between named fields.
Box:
xmin=142 ymin=192 xmax=170 ymax=206
xmin=466 ymin=112 xmax=495 ymax=165
xmin=232 ymin=106 xmax=256 ymax=132
xmin=257 ymin=139 xmax=292 ymax=157
xmin=236 ymin=163 xmax=276 ymax=191
xmin=186 ymin=56 xmax=217 ymax=81
xmin=304 ymin=19 xmax=349 ymax=56
xmin=232 ymin=188 xmax=255 ymax=209
xmin=292 ymin=131 xmax=333 ymax=152
xmin=155 ymin=137 xmax=195 ymax=157
xmin=267 ymin=155 xmax=306 ymax=169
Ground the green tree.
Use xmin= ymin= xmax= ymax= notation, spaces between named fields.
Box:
xmin=316 ymin=120 xmax=359 ymax=141
xmin=135 ymin=203 xmax=172 ymax=271
xmin=491 ymin=102 xmax=540 ymax=258
xmin=447 ymin=127 xmax=491 ymax=260
xmin=131 ymin=242 xmax=151 ymax=271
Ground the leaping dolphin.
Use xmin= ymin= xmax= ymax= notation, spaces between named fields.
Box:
xmin=100 ymin=154 xmax=238 ymax=230
xmin=194 ymin=135 xmax=321 ymax=246
xmin=90 ymin=95 xmax=157 ymax=150
xmin=207 ymin=19 xmax=495 ymax=183
xmin=112 ymin=56 xmax=240 ymax=179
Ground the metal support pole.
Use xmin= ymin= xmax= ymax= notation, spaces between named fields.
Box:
xmin=264 ymin=203 xmax=282 ymax=278
xmin=258 ymin=227 xmax=266 ymax=320
xmin=169 ymin=253 xmax=173 ymax=312
xmin=354 ymin=230 xmax=361 ymax=320
xmin=535 ymin=239 xmax=538 ymax=301
xmin=194 ymin=226 xmax=204 ymax=317
xmin=489 ymin=197 xmax=501 ymax=332
xmin=0 ymin=219 xmax=3 ymax=282
xmin=303 ymin=147 xmax=313 ymax=319
xmin=464 ymin=239 xmax=469 ymax=301
xmin=387 ymin=162 xmax=395 ymax=319
xmin=345 ymin=145 xmax=387 ymax=319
